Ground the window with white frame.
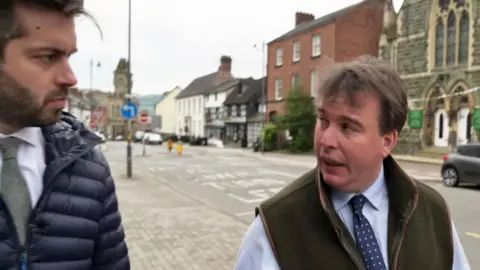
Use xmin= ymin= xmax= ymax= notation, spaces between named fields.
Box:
xmin=312 ymin=35 xmax=321 ymax=57
xmin=310 ymin=69 xmax=317 ymax=96
xmin=291 ymin=73 xmax=300 ymax=89
xmin=292 ymin=41 xmax=300 ymax=62
xmin=275 ymin=78 xmax=283 ymax=100
xmin=276 ymin=48 xmax=283 ymax=66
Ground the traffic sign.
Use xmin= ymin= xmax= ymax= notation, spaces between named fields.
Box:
xmin=121 ymin=102 xmax=138 ymax=120
xmin=140 ymin=112 xmax=150 ymax=124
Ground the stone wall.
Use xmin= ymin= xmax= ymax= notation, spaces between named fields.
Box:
xmin=402 ymin=75 xmax=432 ymax=99
xmin=399 ymin=0 xmax=430 ymax=37
xmin=471 ymin=0 xmax=480 ymax=66
xmin=393 ymin=128 xmax=422 ymax=154
xmin=396 ymin=37 xmax=428 ymax=75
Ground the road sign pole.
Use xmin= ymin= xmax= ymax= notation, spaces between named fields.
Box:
xmin=126 ymin=0 xmax=133 ymax=178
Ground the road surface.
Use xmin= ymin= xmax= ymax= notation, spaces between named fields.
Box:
xmin=105 ymin=141 xmax=480 ymax=269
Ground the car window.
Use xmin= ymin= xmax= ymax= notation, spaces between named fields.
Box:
xmin=458 ymin=145 xmax=480 ymax=158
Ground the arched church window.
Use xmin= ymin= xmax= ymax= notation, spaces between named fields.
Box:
xmin=446 ymin=11 xmax=456 ymax=65
xmin=459 ymin=11 xmax=469 ymax=64
xmin=435 ymin=18 xmax=445 ymax=67
xmin=431 ymin=0 xmax=470 ymax=69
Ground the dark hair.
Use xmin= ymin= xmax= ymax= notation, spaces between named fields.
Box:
xmin=317 ymin=55 xmax=408 ymax=135
xmin=0 ymin=0 xmax=98 ymax=60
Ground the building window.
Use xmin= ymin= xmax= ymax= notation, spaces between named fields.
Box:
xmin=432 ymin=0 xmax=470 ymax=69
xmin=434 ymin=18 xmax=444 ymax=68
xmin=291 ymin=73 xmax=300 ymax=89
xmin=312 ymin=35 xmax=321 ymax=57
xmin=458 ymin=11 xmax=469 ymax=64
xmin=236 ymin=105 xmax=241 ymax=117
xmin=292 ymin=41 xmax=300 ymax=62
xmin=310 ymin=70 xmax=317 ymax=96
xmin=446 ymin=11 xmax=456 ymax=66
xmin=275 ymin=78 xmax=283 ymax=100
xmin=215 ymin=92 xmax=218 ymax=100
xmin=276 ymin=48 xmax=283 ymax=66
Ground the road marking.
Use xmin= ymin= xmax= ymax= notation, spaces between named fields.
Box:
xmin=236 ymin=211 xmax=253 ymax=217
xmin=466 ymin=232 xmax=480 ymax=239
xmin=262 ymin=169 xmax=298 ymax=178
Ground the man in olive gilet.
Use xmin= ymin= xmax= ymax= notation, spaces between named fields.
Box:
xmin=235 ymin=56 xmax=470 ymax=270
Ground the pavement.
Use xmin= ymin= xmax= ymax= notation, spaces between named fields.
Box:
xmin=104 ymin=141 xmax=480 ymax=269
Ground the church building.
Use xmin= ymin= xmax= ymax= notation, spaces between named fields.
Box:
xmin=379 ymin=0 xmax=480 ymax=151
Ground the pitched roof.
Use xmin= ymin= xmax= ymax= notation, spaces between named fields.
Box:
xmin=268 ymin=2 xmax=363 ymax=44
xmin=176 ymin=72 xmax=218 ymax=99
xmin=206 ymin=78 xmax=241 ymax=94
xmin=224 ymin=77 xmax=264 ymax=105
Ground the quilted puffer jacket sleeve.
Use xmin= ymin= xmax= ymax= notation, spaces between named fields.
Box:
xmin=93 ymin=172 xmax=130 ymax=269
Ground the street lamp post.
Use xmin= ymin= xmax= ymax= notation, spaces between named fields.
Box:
xmin=255 ymin=42 xmax=267 ymax=154
xmin=89 ymin=59 xmax=101 ymax=131
xmin=261 ymin=42 xmax=267 ymax=154
xmin=126 ymin=0 xmax=133 ymax=178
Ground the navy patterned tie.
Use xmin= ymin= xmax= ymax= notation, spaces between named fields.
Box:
xmin=350 ymin=195 xmax=386 ymax=270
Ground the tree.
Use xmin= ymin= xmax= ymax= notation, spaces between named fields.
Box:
xmin=279 ymin=86 xmax=317 ymax=152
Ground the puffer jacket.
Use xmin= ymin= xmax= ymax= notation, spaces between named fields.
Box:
xmin=0 ymin=113 xmax=130 ymax=269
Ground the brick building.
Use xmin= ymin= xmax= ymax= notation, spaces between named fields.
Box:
xmin=379 ymin=0 xmax=480 ymax=151
xmin=266 ymin=0 xmax=385 ymax=119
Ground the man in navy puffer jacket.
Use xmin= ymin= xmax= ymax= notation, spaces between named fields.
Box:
xmin=0 ymin=0 xmax=130 ymax=269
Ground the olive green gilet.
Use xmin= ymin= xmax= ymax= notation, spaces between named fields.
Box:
xmin=256 ymin=156 xmax=453 ymax=270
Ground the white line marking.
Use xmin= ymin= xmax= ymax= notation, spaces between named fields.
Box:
xmin=466 ymin=232 xmax=480 ymax=239
xmin=236 ymin=211 xmax=254 ymax=217
xmin=262 ymin=169 xmax=298 ymax=178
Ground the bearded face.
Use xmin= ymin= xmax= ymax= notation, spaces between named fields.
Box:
xmin=0 ymin=70 xmax=69 ymax=128
xmin=0 ymin=4 xmax=78 ymax=132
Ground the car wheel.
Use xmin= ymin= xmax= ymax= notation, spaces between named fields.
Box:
xmin=442 ymin=167 xmax=459 ymax=187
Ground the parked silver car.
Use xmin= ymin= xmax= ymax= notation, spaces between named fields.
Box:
xmin=143 ymin=132 xmax=163 ymax=145
xmin=441 ymin=143 xmax=480 ymax=187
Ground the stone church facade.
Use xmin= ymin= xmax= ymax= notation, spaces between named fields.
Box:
xmin=379 ymin=0 xmax=480 ymax=151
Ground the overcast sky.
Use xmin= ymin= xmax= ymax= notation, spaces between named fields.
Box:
xmin=69 ymin=0 xmax=404 ymax=95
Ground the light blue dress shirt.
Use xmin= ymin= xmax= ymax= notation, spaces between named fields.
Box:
xmin=235 ymin=167 xmax=471 ymax=270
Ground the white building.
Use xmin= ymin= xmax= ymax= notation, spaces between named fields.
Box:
xmin=175 ymin=55 xmax=234 ymax=137
xmin=204 ymin=79 xmax=240 ymax=139
xmin=155 ymin=86 xmax=182 ymax=134
xmin=65 ymin=91 xmax=94 ymax=127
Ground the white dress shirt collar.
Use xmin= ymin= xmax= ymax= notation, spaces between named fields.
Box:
xmin=331 ymin=165 xmax=387 ymax=212
xmin=0 ymin=127 xmax=44 ymax=147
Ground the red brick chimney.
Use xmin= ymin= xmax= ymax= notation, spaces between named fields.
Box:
xmin=295 ymin=12 xmax=315 ymax=26
xmin=219 ymin=55 xmax=232 ymax=72
xmin=216 ymin=55 xmax=233 ymax=85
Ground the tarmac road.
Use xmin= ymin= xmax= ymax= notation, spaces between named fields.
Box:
xmin=106 ymin=141 xmax=480 ymax=269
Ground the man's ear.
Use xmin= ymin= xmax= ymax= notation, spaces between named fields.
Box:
xmin=381 ymin=130 xmax=398 ymax=158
